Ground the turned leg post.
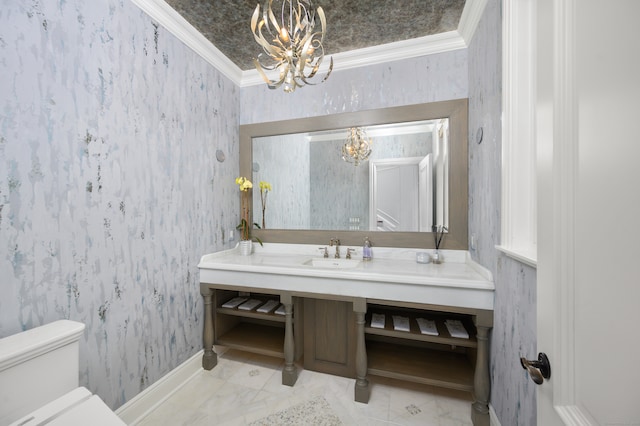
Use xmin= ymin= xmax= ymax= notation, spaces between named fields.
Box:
xmin=200 ymin=284 xmax=217 ymax=370
xmin=471 ymin=325 xmax=491 ymax=426
xmin=281 ymin=293 xmax=298 ymax=386
xmin=354 ymin=298 xmax=370 ymax=403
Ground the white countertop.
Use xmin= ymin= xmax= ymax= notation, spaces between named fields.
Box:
xmin=198 ymin=243 xmax=494 ymax=311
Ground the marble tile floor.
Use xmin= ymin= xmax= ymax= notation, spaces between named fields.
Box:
xmin=136 ymin=346 xmax=473 ymax=426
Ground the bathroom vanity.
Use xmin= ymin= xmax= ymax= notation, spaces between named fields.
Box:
xmin=198 ymin=243 xmax=494 ymax=426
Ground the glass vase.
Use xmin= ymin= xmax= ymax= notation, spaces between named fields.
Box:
xmin=239 ymin=240 xmax=253 ymax=256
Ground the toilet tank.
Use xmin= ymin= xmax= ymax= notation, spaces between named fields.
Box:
xmin=0 ymin=320 xmax=85 ymax=425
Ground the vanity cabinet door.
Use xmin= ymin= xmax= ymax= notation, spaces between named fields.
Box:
xmin=303 ymin=298 xmax=356 ymax=378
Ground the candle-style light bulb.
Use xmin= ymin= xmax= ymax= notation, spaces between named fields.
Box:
xmin=279 ymin=27 xmax=290 ymax=43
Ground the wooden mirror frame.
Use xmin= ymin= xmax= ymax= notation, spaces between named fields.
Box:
xmin=240 ymin=98 xmax=468 ymax=249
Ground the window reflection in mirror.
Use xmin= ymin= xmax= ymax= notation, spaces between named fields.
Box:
xmin=252 ymin=119 xmax=450 ymax=232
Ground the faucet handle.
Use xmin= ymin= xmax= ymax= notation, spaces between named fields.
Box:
xmin=346 ymin=248 xmax=355 ymax=259
xmin=318 ymin=247 xmax=329 ymax=258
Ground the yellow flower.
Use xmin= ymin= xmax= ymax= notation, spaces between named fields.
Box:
xmin=234 ymin=176 xmax=262 ymax=246
xmin=258 ymin=181 xmax=272 ymax=230
xmin=259 ymin=181 xmax=272 ymax=192
xmin=235 ymin=176 xmax=253 ymax=192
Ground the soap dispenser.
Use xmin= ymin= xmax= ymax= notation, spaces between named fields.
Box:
xmin=363 ymin=237 xmax=372 ymax=261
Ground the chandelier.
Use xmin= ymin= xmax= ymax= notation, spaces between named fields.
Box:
xmin=342 ymin=127 xmax=372 ymax=166
xmin=251 ymin=0 xmax=333 ymax=93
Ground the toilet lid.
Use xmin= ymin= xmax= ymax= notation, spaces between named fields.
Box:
xmin=10 ymin=387 xmax=125 ymax=426
xmin=47 ymin=395 xmax=126 ymax=426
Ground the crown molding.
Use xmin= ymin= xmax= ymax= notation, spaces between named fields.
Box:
xmin=129 ymin=0 xmax=243 ymax=84
xmin=458 ymin=0 xmax=489 ymax=45
xmin=240 ymin=30 xmax=466 ymax=87
xmin=131 ymin=0 xmax=487 ymax=88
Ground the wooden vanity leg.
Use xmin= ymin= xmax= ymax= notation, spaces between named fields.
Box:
xmin=200 ymin=284 xmax=217 ymax=370
xmin=281 ymin=293 xmax=298 ymax=386
xmin=471 ymin=325 xmax=490 ymax=426
xmin=354 ymin=299 xmax=370 ymax=403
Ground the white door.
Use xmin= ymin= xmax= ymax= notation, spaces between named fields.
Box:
xmin=536 ymin=0 xmax=640 ymax=424
xmin=418 ymin=154 xmax=433 ymax=232
xmin=369 ymin=158 xmax=421 ymax=232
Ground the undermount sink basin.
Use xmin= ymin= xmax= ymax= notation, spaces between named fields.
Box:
xmin=305 ymin=258 xmax=362 ymax=269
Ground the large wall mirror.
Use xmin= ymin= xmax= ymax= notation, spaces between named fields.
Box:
xmin=240 ymin=99 xmax=468 ymax=249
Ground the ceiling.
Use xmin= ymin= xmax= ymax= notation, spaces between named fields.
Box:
xmin=163 ymin=0 xmax=467 ymax=71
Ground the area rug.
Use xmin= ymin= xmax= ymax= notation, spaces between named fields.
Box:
xmin=248 ymin=395 xmax=342 ymax=426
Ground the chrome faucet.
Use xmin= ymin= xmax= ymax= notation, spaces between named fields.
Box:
xmin=330 ymin=238 xmax=341 ymax=258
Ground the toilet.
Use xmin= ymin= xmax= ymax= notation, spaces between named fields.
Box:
xmin=0 ymin=320 xmax=125 ymax=425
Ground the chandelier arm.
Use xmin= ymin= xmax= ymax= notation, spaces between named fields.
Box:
xmin=252 ymin=10 xmax=277 ymax=51
xmin=298 ymin=7 xmax=324 ymax=51
xmin=268 ymin=78 xmax=286 ymax=90
xmin=263 ymin=55 xmax=289 ymax=71
xmin=260 ymin=35 xmax=286 ymax=57
xmin=297 ymin=26 xmax=318 ymax=51
xmin=255 ymin=59 xmax=282 ymax=72
xmin=266 ymin=0 xmax=282 ymax=36
xmin=297 ymin=54 xmax=332 ymax=84
xmin=296 ymin=1 xmax=309 ymax=23
xmin=297 ymin=37 xmax=324 ymax=74
xmin=304 ymin=31 xmax=325 ymax=62
xmin=298 ymin=61 xmax=319 ymax=80
xmin=297 ymin=36 xmax=314 ymax=67
xmin=302 ymin=68 xmax=317 ymax=80
xmin=253 ymin=2 xmax=274 ymax=39
xmin=251 ymin=4 xmax=261 ymax=35
xmin=322 ymin=56 xmax=334 ymax=81
xmin=255 ymin=53 xmax=287 ymax=71
xmin=299 ymin=48 xmax=324 ymax=80
xmin=255 ymin=24 xmax=287 ymax=58
xmin=257 ymin=2 xmax=296 ymax=56
xmin=254 ymin=58 xmax=287 ymax=88
xmin=293 ymin=1 xmax=306 ymax=42
xmin=316 ymin=6 xmax=327 ymax=43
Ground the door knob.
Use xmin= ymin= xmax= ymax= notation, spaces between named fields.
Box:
xmin=520 ymin=352 xmax=551 ymax=385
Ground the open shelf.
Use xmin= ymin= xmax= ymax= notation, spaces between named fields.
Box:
xmin=217 ymin=305 xmax=286 ymax=323
xmin=215 ymin=322 xmax=285 ymax=358
xmin=366 ymin=340 xmax=474 ymax=392
xmin=365 ymin=307 xmax=477 ymax=348
xmin=217 ymin=294 xmax=286 ymax=320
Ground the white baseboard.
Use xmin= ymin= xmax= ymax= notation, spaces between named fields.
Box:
xmin=115 ymin=350 xmax=204 ymax=425
xmin=489 ymin=403 xmax=502 ymax=426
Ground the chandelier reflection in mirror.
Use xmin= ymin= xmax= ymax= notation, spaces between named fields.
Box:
xmin=251 ymin=0 xmax=333 ymax=93
xmin=342 ymin=127 xmax=373 ymax=166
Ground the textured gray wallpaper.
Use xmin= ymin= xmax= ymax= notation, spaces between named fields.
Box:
xmin=0 ymin=0 xmax=238 ymax=410
xmin=240 ymin=49 xmax=469 ymax=124
xmin=467 ymin=0 xmax=538 ymax=424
